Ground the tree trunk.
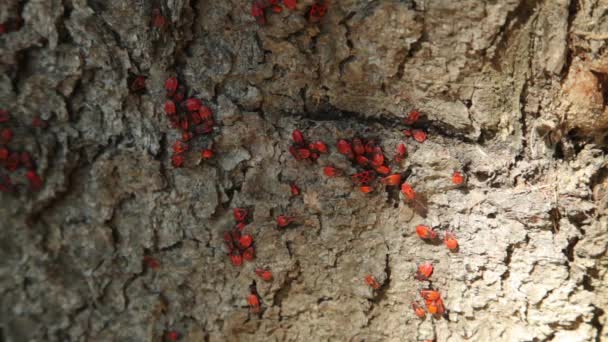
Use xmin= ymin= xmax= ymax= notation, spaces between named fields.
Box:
xmin=1 ymin=0 xmax=607 ymax=341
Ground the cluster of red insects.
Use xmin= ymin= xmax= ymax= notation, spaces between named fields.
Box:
xmin=251 ymin=0 xmax=327 ymax=25
xmin=0 ymin=109 xmax=46 ymax=193
xmin=162 ymin=76 xmax=216 ymax=168
xmin=223 ymin=208 xmax=256 ymax=266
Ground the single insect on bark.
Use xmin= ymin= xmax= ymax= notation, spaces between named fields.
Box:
xmin=381 ymin=174 xmax=401 ymax=186
xmin=337 ymin=139 xmax=354 ymax=159
xmin=198 ymin=106 xmax=213 ymax=120
xmin=290 ymin=183 xmax=300 ymax=196
xmin=164 ymin=77 xmax=178 ymax=97
xmin=255 ymin=268 xmax=273 ymax=281
xmin=165 ymin=331 xmax=179 ymax=341
xmin=404 ymin=110 xmax=420 ymax=125
xmin=415 ymin=263 xmax=433 ymax=281
xmin=412 ymin=302 xmax=426 ymax=318
xmin=243 ymin=247 xmax=255 ymax=261
xmin=129 ymin=75 xmax=146 ymax=92
xmin=371 ymin=152 xmax=384 ymax=167
xmin=365 ymin=275 xmax=381 ymax=289
xmin=276 ymin=215 xmax=295 ymax=228
xmin=248 ymin=293 xmax=261 ymax=313
xmin=401 ymin=182 xmax=416 ymax=200
xmin=444 ymin=231 xmax=459 ymax=251
xmin=356 ymin=155 xmax=369 ymax=166
xmin=352 ymin=137 xmax=365 ymax=156
xmin=239 ymin=234 xmax=253 ymax=248
xmin=173 ymin=141 xmax=188 ymax=154
xmin=323 ymin=166 xmax=341 ymax=177
xmin=230 ymin=252 xmax=243 ymax=266
xmin=416 ymin=225 xmax=438 ymax=240
xmin=359 ymin=186 xmax=373 ymax=193
xmin=151 ymin=8 xmax=166 ymax=28
xmin=201 ymin=149 xmax=214 ymax=160
xmin=375 ymin=165 xmax=391 ymax=175
xmin=25 ymin=170 xmax=42 ymax=191
xmin=412 ymin=129 xmax=427 ymax=143
xmin=351 ymin=170 xmax=375 ymax=185
xmin=420 ymin=289 xmax=441 ymax=301
xmin=233 ymin=208 xmax=248 ymax=222
xmin=284 ymin=0 xmax=297 ymax=10
xmin=171 ymin=155 xmax=184 ymax=168
xmin=143 ymin=256 xmax=160 ymax=269
xmin=312 ymin=141 xmax=328 ymax=153
xmin=184 ymin=98 xmax=202 ymax=112
xmin=394 ymin=143 xmax=406 ymax=162
xmin=452 ymin=171 xmax=464 ymax=185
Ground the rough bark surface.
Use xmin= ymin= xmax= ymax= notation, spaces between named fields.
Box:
xmin=1 ymin=0 xmax=608 ymax=341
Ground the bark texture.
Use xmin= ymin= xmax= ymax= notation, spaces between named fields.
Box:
xmin=1 ymin=0 xmax=608 ymax=341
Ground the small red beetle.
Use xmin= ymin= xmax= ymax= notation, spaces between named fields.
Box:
xmin=356 ymin=155 xmax=369 ymax=166
xmin=290 ymin=183 xmax=300 ymax=196
xmin=323 ymin=166 xmax=341 ymax=177
xmin=201 ymin=149 xmax=214 ymax=160
xmin=255 ymin=268 xmax=273 ymax=282
xmin=284 ymin=0 xmax=297 ymax=10
xmin=230 ymin=253 xmax=243 ymax=266
xmin=164 ymin=77 xmax=178 ymax=96
xmin=184 ymin=98 xmax=202 ymax=112
xmin=352 ymin=138 xmax=365 ymax=156
xmin=248 ymin=293 xmax=261 ymax=313
xmin=394 ymin=143 xmax=406 ymax=162
xmin=381 ymin=174 xmax=401 ymax=186
xmin=243 ymin=247 xmax=255 ymax=261
xmin=401 ymin=183 xmax=416 ymax=200
xmin=171 ymin=155 xmax=184 ymax=168
xmin=375 ymin=165 xmax=391 ymax=175
xmin=404 ymin=110 xmax=420 ymax=125
xmin=412 ymin=130 xmax=427 ymax=143
xmin=1 ymin=128 xmax=13 ymax=144
xmin=415 ymin=262 xmax=433 ymax=280
xmin=444 ymin=231 xmax=459 ymax=251
xmin=420 ymin=289 xmax=441 ymax=301
xmin=25 ymin=171 xmax=43 ymax=191
xmin=452 ymin=171 xmax=464 ymax=185
xmin=412 ymin=302 xmax=426 ymax=318
xmin=276 ymin=215 xmax=295 ymax=228
xmin=143 ymin=255 xmax=160 ymax=269
xmin=239 ymin=234 xmax=253 ymax=248
xmin=172 ymin=141 xmax=188 ymax=154
xmin=365 ymin=275 xmax=381 ymax=289
xmin=312 ymin=141 xmax=328 ymax=153
xmin=292 ymin=129 xmax=304 ymax=145
xmin=359 ymin=186 xmax=373 ymax=193
xmin=416 ymin=225 xmax=438 ymax=240
xmin=337 ymin=139 xmax=354 ymax=159
xmin=165 ymin=331 xmax=179 ymax=341
xmin=233 ymin=208 xmax=248 ymax=222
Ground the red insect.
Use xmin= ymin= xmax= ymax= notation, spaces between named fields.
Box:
xmin=143 ymin=256 xmax=160 ymax=269
xmin=198 ymin=106 xmax=213 ymax=121
xmin=20 ymin=152 xmax=33 ymax=170
xmin=309 ymin=1 xmax=328 ymax=22
xmin=5 ymin=152 xmax=20 ymax=171
xmin=337 ymin=139 xmax=354 ymax=159
xmin=165 ymin=331 xmax=179 ymax=341
xmin=403 ymin=129 xmax=412 ymax=137
xmin=1 ymin=128 xmax=13 ymax=144
xmin=248 ymin=293 xmax=261 ymax=313
xmin=173 ymin=141 xmax=188 ymax=154
xmin=381 ymin=174 xmax=401 ymax=186
xmin=364 ymin=140 xmax=376 ymax=154
xmin=359 ymin=186 xmax=373 ymax=193
xmin=312 ymin=141 xmax=327 ymax=153
xmin=235 ymin=222 xmax=247 ymax=231
xmin=371 ymin=152 xmax=384 ymax=167
xmin=184 ymin=98 xmax=202 ymax=112
xmin=375 ymin=165 xmax=391 ymax=175
xmin=452 ymin=171 xmax=464 ymax=185
xmin=255 ymin=268 xmax=273 ymax=281
xmin=290 ymin=183 xmax=300 ymax=196
xmin=243 ymin=247 xmax=255 ymax=261
xmin=284 ymin=0 xmax=297 ymax=10
xmin=181 ymin=131 xmax=193 ymax=142
xmin=230 ymin=252 xmax=243 ymax=266
xmin=239 ymin=234 xmax=253 ymax=248
xmin=426 ymin=298 xmax=445 ymax=315
xmin=412 ymin=130 xmax=427 ymax=143
xmin=151 ymin=8 xmax=166 ymax=28
xmin=164 ymin=77 xmax=178 ymax=96
xmin=201 ymin=149 xmax=214 ymax=160
xmin=164 ymin=100 xmax=176 ymax=116
xmin=233 ymin=208 xmax=248 ymax=222
xmin=276 ymin=215 xmax=295 ymax=228
xmin=31 ymin=116 xmax=49 ymax=128
xmin=420 ymin=289 xmax=441 ymax=301
xmin=416 ymin=225 xmax=438 ymax=240
xmin=323 ymin=166 xmax=341 ymax=177
xmin=356 ymin=155 xmax=369 ymax=166
xmin=25 ymin=170 xmax=43 ymax=191
xmin=401 ymin=182 xmax=416 ymax=200
xmin=394 ymin=143 xmax=406 ymax=162
xmin=130 ymin=75 xmax=146 ymax=92
xmin=352 ymin=138 xmax=365 ymax=156
xmin=351 ymin=171 xmax=375 ymax=185
xmin=364 ymin=275 xmax=381 ymax=290
xmin=404 ymin=110 xmax=420 ymax=125
xmin=0 ymin=109 xmax=9 ymax=122
xmin=171 ymin=155 xmax=184 ymax=168
xmin=415 ymin=262 xmax=434 ymax=280
xmin=251 ymin=2 xmax=266 ymax=25
xmin=0 ymin=146 xmax=8 ymax=160
xmin=173 ymin=85 xmax=186 ymax=102
xmin=412 ymin=302 xmax=426 ymax=318
xmin=444 ymin=231 xmax=459 ymax=251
